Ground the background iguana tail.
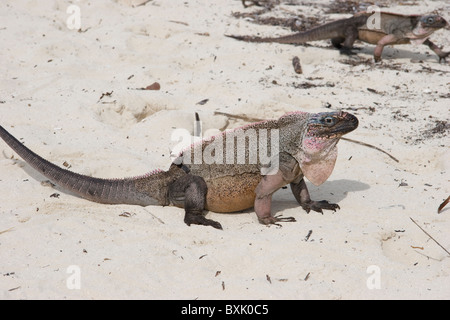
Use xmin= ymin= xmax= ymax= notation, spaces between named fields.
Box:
xmin=226 ymin=14 xmax=368 ymax=45
xmin=0 ymin=125 xmax=175 ymax=207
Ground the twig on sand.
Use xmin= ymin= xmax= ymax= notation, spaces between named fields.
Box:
xmin=0 ymin=227 xmax=14 ymax=235
xmin=410 ymin=217 xmax=450 ymax=256
xmin=341 ymin=137 xmax=399 ymax=163
xmin=438 ymin=195 xmax=450 ymax=213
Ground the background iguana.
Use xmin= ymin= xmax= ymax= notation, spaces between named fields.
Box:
xmin=0 ymin=111 xmax=358 ymax=229
xmin=227 ymin=12 xmax=449 ymax=62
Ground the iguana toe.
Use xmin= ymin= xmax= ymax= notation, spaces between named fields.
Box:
xmin=258 ymin=215 xmax=296 ymax=226
xmin=184 ymin=215 xmax=223 ymax=230
xmin=301 ymin=200 xmax=340 ymax=214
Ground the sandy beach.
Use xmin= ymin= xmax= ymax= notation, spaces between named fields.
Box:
xmin=0 ymin=0 xmax=449 ymax=299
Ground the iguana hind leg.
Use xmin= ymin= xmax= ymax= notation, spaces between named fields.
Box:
xmin=290 ymin=178 xmax=340 ymax=214
xmin=331 ymin=37 xmax=345 ymax=49
xmin=168 ymin=174 xmax=222 ymax=229
xmin=331 ymin=37 xmax=357 ymax=55
xmin=334 ymin=27 xmax=359 ymax=55
xmin=332 ymin=38 xmax=358 ymax=56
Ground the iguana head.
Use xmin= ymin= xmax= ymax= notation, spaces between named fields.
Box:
xmin=410 ymin=15 xmax=448 ymax=42
xmin=305 ymin=111 xmax=358 ymax=141
xmin=300 ymin=111 xmax=358 ymax=186
xmin=418 ymin=15 xmax=448 ymax=30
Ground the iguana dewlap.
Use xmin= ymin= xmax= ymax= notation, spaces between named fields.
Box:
xmin=228 ymin=12 xmax=449 ymax=62
xmin=0 ymin=111 xmax=358 ymax=229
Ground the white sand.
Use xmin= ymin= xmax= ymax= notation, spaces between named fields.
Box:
xmin=0 ymin=0 xmax=449 ymax=299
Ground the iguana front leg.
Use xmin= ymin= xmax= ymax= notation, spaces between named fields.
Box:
xmin=254 ymin=171 xmax=296 ymax=225
xmin=290 ymin=177 xmax=340 ymax=214
xmin=423 ymin=39 xmax=449 ymax=62
xmin=254 ymin=152 xmax=302 ymax=225
xmin=373 ymin=34 xmax=399 ymax=62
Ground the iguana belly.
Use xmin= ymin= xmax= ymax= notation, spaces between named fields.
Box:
xmin=205 ymin=173 xmax=261 ymax=213
xmin=358 ymin=29 xmax=410 ymax=45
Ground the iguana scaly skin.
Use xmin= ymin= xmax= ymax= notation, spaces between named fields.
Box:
xmin=227 ymin=12 xmax=449 ymax=62
xmin=0 ymin=111 xmax=358 ymax=229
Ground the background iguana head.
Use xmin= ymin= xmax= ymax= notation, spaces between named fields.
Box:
xmin=410 ymin=14 xmax=448 ymax=42
xmin=295 ymin=111 xmax=358 ymax=186
xmin=418 ymin=14 xmax=448 ymax=30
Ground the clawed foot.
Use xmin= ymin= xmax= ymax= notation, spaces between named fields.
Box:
xmin=301 ymin=200 xmax=340 ymax=215
xmin=438 ymin=51 xmax=449 ymax=63
xmin=339 ymin=47 xmax=358 ymax=56
xmin=184 ymin=214 xmax=223 ymax=230
xmin=373 ymin=56 xmax=382 ymax=63
xmin=259 ymin=215 xmax=296 ymax=227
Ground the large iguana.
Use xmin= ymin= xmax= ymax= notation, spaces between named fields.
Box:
xmin=227 ymin=12 xmax=449 ymax=62
xmin=0 ymin=111 xmax=358 ymax=229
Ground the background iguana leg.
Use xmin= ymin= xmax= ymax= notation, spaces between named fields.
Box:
xmin=290 ymin=178 xmax=340 ymax=214
xmin=331 ymin=36 xmax=359 ymax=54
xmin=168 ymin=174 xmax=222 ymax=229
xmin=423 ymin=39 xmax=449 ymax=62
xmin=331 ymin=37 xmax=345 ymax=49
xmin=254 ymin=171 xmax=296 ymax=225
xmin=373 ymin=34 xmax=398 ymax=62
xmin=339 ymin=27 xmax=359 ymax=55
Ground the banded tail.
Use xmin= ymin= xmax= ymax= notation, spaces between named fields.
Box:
xmin=0 ymin=125 xmax=170 ymax=206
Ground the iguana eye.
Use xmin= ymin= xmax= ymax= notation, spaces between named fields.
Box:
xmin=323 ymin=116 xmax=335 ymax=125
xmin=427 ymin=17 xmax=435 ymax=24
